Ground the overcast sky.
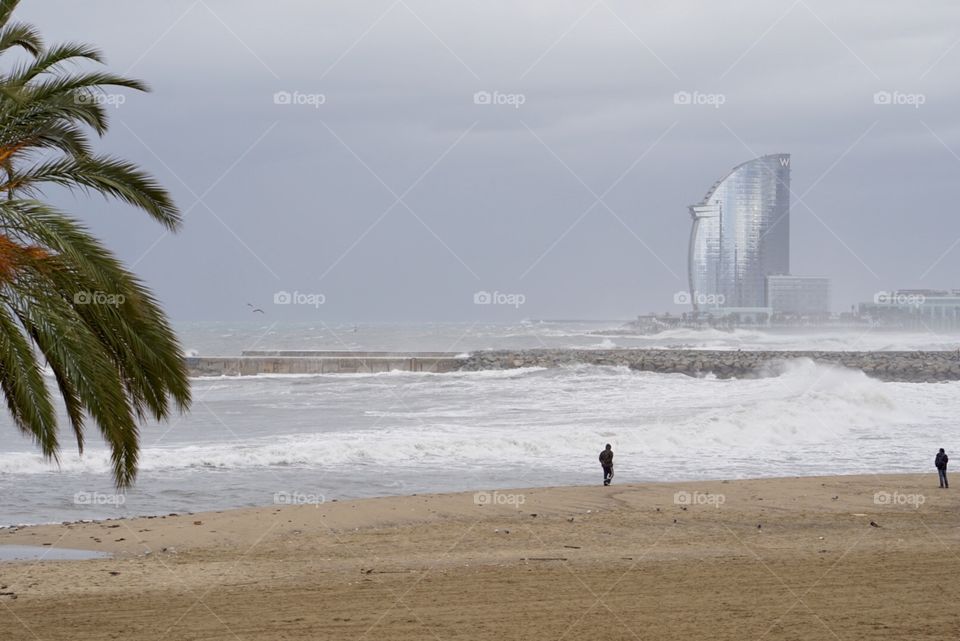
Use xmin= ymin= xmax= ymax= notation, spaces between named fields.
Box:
xmin=16 ymin=0 xmax=960 ymax=321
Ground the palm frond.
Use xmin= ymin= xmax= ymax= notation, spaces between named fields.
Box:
xmin=7 ymin=42 xmax=104 ymax=85
xmin=0 ymin=0 xmax=21 ymax=30
xmin=0 ymin=295 xmax=58 ymax=459
xmin=10 ymin=280 xmax=141 ymax=485
xmin=2 ymin=200 xmax=190 ymax=409
xmin=26 ymin=71 xmax=148 ymax=101
xmin=0 ymin=2 xmax=190 ymax=488
xmin=0 ymin=21 xmax=42 ymax=57
xmin=3 ymin=156 xmax=180 ymax=229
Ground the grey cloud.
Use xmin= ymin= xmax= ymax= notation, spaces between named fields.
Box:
xmin=12 ymin=0 xmax=960 ymax=321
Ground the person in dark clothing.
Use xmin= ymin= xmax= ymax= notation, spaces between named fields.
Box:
xmin=935 ymin=448 xmax=949 ymax=489
xmin=599 ymin=444 xmax=613 ymax=486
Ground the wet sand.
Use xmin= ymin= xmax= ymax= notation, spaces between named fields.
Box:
xmin=0 ymin=474 xmax=957 ymax=640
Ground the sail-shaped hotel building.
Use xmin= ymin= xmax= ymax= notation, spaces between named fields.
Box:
xmin=687 ymin=154 xmax=792 ymax=312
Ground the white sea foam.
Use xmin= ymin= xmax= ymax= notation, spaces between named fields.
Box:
xmin=2 ymin=361 xmax=946 ymax=482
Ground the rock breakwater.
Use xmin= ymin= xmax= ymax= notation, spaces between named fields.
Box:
xmin=460 ymin=349 xmax=960 ymax=382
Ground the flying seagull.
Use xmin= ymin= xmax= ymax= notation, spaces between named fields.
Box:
xmin=246 ymin=303 xmax=265 ymax=314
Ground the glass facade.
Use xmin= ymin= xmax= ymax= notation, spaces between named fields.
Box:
xmin=766 ymin=275 xmax=831 ymax=316
xmin=687 ymin=154 xmax=791 ymax=310
xmin=859 ymin=290 xmax=960 ymax=329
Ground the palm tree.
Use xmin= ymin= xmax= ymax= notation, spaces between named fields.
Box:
xmin=0 ymin=0 xmax=190 ymax=487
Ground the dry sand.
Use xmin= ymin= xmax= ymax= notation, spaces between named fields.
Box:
xmin=0 ymin=474 xmax=957 ymax=640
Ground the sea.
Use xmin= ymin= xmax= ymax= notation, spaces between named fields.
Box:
xmin=1 ymin=321 xmax=957 ymax=526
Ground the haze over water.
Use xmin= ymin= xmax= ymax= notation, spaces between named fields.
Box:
xmin=180 ymin=321 xmax=960 ymax=355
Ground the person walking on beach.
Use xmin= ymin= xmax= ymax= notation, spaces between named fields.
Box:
xmin=935 ymin=448 xmax=949 ymax=489
xmin=599 ymin=444 xmax=614 ymax=486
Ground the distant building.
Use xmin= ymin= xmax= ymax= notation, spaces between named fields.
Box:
xmin=687 ymin=154 xmax=791 ymax=311
xmin=766 ymin=275 xmax=831 ymax=317
xmin=684 ymin=154 xmax=832 ymax=320
xmin=859 ymin=290 xmax=960 ymax=329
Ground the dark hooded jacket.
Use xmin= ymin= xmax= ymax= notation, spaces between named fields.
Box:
xmin=599 ymin=449 xmax=613 ymax=467
xmin=936 ymin=451 xmax=949 ymax=470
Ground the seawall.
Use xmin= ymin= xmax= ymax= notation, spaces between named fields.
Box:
xmin=186 ymin=352 xmax=466 ymax=376
xmin=185 ymin=349 xmax=960 ymax=382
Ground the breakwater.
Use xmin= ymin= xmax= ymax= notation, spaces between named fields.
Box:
xmin=185 ymin=349 xmax=960 ymax=382
xmin=186 ymin=352 xmax=466 ymax=376
xmin=461 ymin=349 xmax=960 ymax=382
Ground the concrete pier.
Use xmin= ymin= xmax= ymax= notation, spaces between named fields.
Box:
xmin=240 ymin=350 xmax=460 ymax=358
xmin=186 ymin=351 xmax=467 ymax=376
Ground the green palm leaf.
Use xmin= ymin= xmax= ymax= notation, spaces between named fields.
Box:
xmin=0 ymin=0 xmax=191 ymax=487
xmin=0 ymin=22 xmax=42 ymax=57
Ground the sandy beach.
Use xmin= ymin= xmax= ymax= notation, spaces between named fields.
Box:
xmin=0 ymin=474 xmax=957 ymax=640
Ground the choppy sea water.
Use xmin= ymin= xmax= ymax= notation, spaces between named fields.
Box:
xmin=0 ymin=322 xmax=957 ymax=526
xmin=178 ymin=321 xmax=960 ymax=354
